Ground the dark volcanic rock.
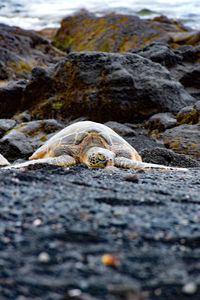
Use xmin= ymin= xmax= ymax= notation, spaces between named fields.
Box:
xmin=104 ymin=121 xmax=136 ymax=137
xmin=145 ymin=112 xmax=176 ymax=132
xmin=176 ymin=101 xmax=200 ymax=125
xmin=140 ymin=147 xmax=200 ymax=168
xmin=177 ymin=45 xmax=200 ymax=62
xmin=0 ymin=80 xmax=27 ymax=118
xmin=162 ymin=123 xmax=200 ymax=161
xmin=0 ymin=164 xmax=200 ymax=300
xmin=0 ymin=119 xmax=16 ymax=137
xmin=127 ymin=134 xmax=165 ymax=153
xmin=12 ymin=110 xmax=32 ymax=124
xmin=0 ymin=23 xmax=65 ymax=81
xmin=180 ymin=67 xmax=200 ymax=89
xmin=22 ymin=52 xmax=195 ymax=123
xmin=54 ymin=11 xmax=191 ymax=53
xmin=0 ymin=119 xmax=63 ymax=161
xmin=131 ymin=42 xmax=200 ymax=102
xmin=131 ymin=42 xmax=182 ymax=67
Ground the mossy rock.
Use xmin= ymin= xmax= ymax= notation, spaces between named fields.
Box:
xmin=162 ymin=124 xmax=200 ymax=161
xmin=54 ymin=11 xmax=192 ymax=53
xmin=176 ymin=103 xmax=200 ymax=125
xmin=146 ymin=113 xmax=176 ymax=132
xmin=22 ymin=52 xmax=194 ymax=123
xmin=0 ymin=119 xmax=63 ymax=161
xmin=0 ymin=23 xmax=65 ymax=81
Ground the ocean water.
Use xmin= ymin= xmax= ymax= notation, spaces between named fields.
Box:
xmin=0 ymin=0 xmax=200 ymax=30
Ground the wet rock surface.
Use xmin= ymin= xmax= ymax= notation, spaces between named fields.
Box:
xmin=0 ymin=164 xmax=200 ymax=300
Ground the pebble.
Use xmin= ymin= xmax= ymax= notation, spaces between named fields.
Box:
xmin=103 ymin=166 xmax=119 ymax=173
xmin=123 ymin=174 xmax=139 ymax=183
xmin=68 ymin=289 xmax=82 ymax=297
xmin=33 ymin=219 xmax=42 ymax=226
xmin=101 ymin=254 xmax=120 ymax=267
xmin=182 ymin=282 xmax=197 ymax=294
xmin=38 ymin=252 xmax=51 ymax=263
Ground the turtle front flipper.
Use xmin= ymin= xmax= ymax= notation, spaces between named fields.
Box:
xmin=0 ymin=154 xmax=10 ymax=166
xmin=114 ymin=157 xmax=188 ymax=172
xmin=45 ymin=155 xmax=77 ymax=166
xmin=3 ymin=155 xmax=76 ymax=170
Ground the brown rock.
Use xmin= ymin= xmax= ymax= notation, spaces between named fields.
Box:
xmin=54 ymin=11 xmax=191 ymax=53
xmin=176 ymin=101 xmax=200 ymax=125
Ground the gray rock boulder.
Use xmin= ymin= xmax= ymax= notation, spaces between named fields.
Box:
xmin=131 ymin=42 xmax=182 ymax=67
xmin=145 ymin=112 xmax=176 ymax=132
xmin=131 ymin=42 xmax=200 ymax=102
xmin=0 ymin=119 xmax=16 ymax=138
xmin=0 ymin=23 xmax=65 ymax=81
xmin=104 ymin=121 xmax=136 ymax=137
xmin=140 ymin=147 xmax=200 ymax=168
xmin=0 ymin=80 xmax=27 ymax=118
xmin=176 ymin=101 xmax=200 ymax=125
xmin=0 ymin=119 xmax=63 ymax=161
xmin=22 ymin=52 xmax=195 ymax=123
xmin=162 ymin=124 xmax=200 ymax=161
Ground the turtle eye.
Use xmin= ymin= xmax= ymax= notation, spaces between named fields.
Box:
xmin=97 ymin=154 xmax=106 ymax=161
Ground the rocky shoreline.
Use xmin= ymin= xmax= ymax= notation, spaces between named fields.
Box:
xmin=0 ymin=10 xmax=200 ymax=300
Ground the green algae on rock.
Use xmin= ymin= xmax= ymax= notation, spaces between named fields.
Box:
xmin=0 ymin=23 xmax=65 ymax=81
xmin=163 ymin=123 xmax=200 ymax=161
xmin=176 ymin=101 xmax=200 ymax=125
xmin=0 ymin=120 xmax=63 ymax=161
xmin=54 ymin=11 xmax=194 ymax=53
xmin=21 ymin=52 xmax=194 ymax=123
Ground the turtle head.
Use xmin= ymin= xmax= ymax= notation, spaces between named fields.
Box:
xmin=87 ymin=147 xmax=115 ymax=168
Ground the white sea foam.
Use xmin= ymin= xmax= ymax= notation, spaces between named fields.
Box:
xmin=0 ymin=0 xmax=200 ymax=29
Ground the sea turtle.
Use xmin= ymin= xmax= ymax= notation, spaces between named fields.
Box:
xmin=6 ymin=121 xmax=187 ymax=171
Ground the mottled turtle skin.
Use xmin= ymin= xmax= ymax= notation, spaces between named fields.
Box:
xmin=26 ymin=121 xmax=187 ymax=171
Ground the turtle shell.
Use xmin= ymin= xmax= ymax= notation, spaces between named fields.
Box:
xmin=29 ymin=121 xmax=141 ymax=161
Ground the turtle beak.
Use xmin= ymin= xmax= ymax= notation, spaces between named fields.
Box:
xmin=106 ymin=158 xmax=114 ymax=167
xmin=96 ymin=159 xmax=108 ymax=168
